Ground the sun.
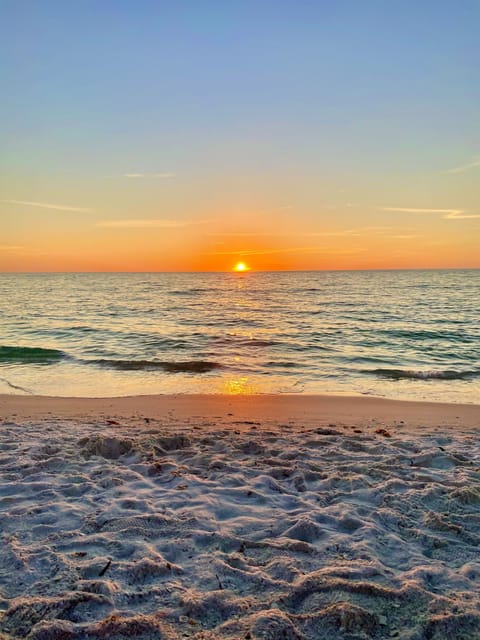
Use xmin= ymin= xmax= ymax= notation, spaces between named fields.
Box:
xmin=233 ymin=261 xmax=250 ymax=272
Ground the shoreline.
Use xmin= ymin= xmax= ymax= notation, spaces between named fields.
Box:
xmin=1 ymin=392 xmax=479 ymax=429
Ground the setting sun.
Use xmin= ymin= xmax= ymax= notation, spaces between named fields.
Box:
xmin=233 ymin=261 xmax=250 ymax=272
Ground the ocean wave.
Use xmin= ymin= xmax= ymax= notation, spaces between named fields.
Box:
xmin=26 ymin=325 xmax=99 ymax=338
xmin=381 ymin=328 xmax=474 ymax=342
xmin=141 ymin=337 xmax=190 ymax=350
xmin=67 ymin=325 xmax=98 ymax=332
xmin=168 ymin=287 xmax=220 ymax=296
xmin=87 ymin=359 xmax=222 ymax=373
xmin=263 ymin=361 xmax=299 ymax=368
xmin=366 ymin=368 xmax=480 ymax=381
xmin=213 ymin=336 xmax=278 ymax=347
xmin=0 ymin=345 xmax=67 ymax=364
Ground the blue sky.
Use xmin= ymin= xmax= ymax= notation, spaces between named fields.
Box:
xmin=1 ymin=0 xmax=479 ymax=270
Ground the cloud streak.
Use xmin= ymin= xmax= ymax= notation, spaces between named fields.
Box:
xmin=203 ymin=246 xmax=366 ymax=257
xmin=124 ymin=172 xmax=175 ymax=179
xmin=3 ymin=200 xmax=93 ymax=213
xmin=447 ymin=157 xmax=480 ymax=174
xmin=208 ymin=226 xmax=396 ymax=239
xmin=381 ymin=206 xmax=480 ymax=220
xmin=97 ymin=218 xmax=214 ymax=229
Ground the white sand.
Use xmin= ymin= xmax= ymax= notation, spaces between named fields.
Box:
xmin=0 ymin=394 xmax=480 ymax=639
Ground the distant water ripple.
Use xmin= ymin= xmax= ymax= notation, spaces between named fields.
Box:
xmin=0 ymin=270 xmax=479 ymax=401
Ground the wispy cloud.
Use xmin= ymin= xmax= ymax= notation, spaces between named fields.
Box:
xmin=447 ymin=156 xmax=480 ymax=174
xmin=381 ymin=206 xmax=480 ymax=220
xmin=297 ymin=226 xmax=400 ymax=237
xmin=0 ymin=245 xmax=54 ymax=257
xmin=208 ymin=226 xmax=402 ymax=239
xmin=444 ymin=211 xmax=480 ymax=219
xmin=3 ymin=200 xmax=93 ymax=213
xmin=97 ymin=218 xmax=213 ymax=229
xmin=207 ymin=231 xmax=342 ymax=238
xmin=124 ymin=172 xmax=175 ymax=179
xmin=0 ymin=245 xmax=24 ymax=251
xmin=203 ymin=246 xmax=366 ymax=257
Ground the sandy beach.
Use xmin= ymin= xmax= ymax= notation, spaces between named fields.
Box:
xmin=1 ymin=394 xmax=480 ymax=639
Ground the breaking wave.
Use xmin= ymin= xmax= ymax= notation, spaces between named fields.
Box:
xmin=87 ymin=359 xmax=222 ymax=373
xmin=367 ymin=368 xmax=480 ymax=381
xmin=0 ymin=346 xmax=67 ymax=364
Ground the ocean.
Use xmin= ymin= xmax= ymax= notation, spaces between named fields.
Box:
xmin=1 ymin=270 xmax=479 ymax=402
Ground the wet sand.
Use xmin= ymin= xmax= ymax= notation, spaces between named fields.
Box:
xmin=1 ymin=393 xmax=479 ymax=429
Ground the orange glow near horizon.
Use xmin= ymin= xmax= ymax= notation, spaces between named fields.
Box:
xmin=1 ymin=207 xmax=480 ymax=272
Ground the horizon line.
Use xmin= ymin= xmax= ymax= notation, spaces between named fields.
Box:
xmin=1 ymin=267 xmax=479 ymax=275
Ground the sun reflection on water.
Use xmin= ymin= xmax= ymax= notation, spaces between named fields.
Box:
xmin=222 ymin=376 xmax=257 ymax=394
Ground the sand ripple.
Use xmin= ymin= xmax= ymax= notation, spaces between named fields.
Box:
xmin=1 ymin=417 xmax=480 ymax=639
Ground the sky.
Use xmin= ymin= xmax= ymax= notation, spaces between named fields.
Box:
xmin=1 ymin=0 xmax=479 ymax=271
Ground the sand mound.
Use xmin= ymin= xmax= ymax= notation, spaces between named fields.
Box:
xmin=26 ymin=614 xmax=171 ymax=640
xmin=249 ymin=609 xmax=303 ymax=639
xmin=79 ymin=436 xmax=134 ymax=459
xmin=1 ymin=415 xmax=480 ymax=639
xmin=316 ymin=602 xmax=377 ymax=634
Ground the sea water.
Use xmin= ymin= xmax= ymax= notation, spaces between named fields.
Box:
xmin=0 ymin=270 xmax=479 ymax=402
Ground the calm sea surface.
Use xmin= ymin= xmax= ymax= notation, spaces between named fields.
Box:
xmin=1 ymin=270 xmax=479 ymax=402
